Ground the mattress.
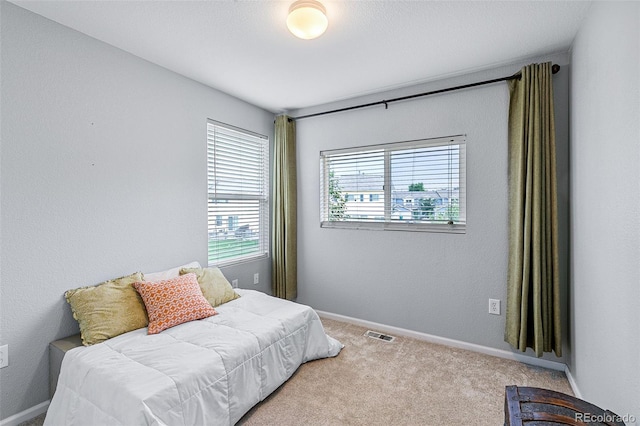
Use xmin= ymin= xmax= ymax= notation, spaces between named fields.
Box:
xmin=44 ymin=289 xmax=343 ymax=425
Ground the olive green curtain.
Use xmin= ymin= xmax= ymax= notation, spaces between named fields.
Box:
xmin=505 ymin=62 xmax=562 ymax=357
xmin=272 ymin=115 xmax=297 ymax=300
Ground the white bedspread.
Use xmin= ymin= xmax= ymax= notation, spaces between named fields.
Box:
xmin=45 ymin=289 xmax=342 ymax=426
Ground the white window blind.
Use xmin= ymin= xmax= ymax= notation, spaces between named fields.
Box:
xmin=207 ymin=121 xmax=269 ymax=265
xmin=320 ymin=135 xmax=466 ymax=233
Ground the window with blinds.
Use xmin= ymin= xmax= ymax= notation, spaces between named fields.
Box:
xmin=320 ymin=135 xmax=466 ymax=233
xmin=207 ymin=121 xmax=269 ymax=265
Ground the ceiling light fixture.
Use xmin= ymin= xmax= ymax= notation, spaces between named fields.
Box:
xmin=286 ymin=0 xmax=328 ymax=40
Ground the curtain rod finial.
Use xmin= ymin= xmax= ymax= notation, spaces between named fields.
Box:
xmin=552 ymin=64 xmax=560 ymax=74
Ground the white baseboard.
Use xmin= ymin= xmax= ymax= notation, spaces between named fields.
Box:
xmin=0 ymin=400 xmax=49 ymax=426
xmin=324 ymin=306 xmax=586 ymax=399
xmin=564 ymin=366 xmax=583 ymax=399
xmin=317 ymin=310 xmax=567 ymax=372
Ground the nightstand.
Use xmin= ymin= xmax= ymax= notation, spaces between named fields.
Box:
xmin=49 ymin=334 xmax=83 ymax=399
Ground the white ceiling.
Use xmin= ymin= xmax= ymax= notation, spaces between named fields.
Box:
xmin=11 ymin=0 xmax=591 ymax=113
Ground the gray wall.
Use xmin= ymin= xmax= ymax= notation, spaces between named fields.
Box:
xmin=290 ymin=53 xmax=570 ymax=362
xmin=0 ymin=2 xmax=273 ymax=420
xmin=4 ymin=0 xmax=639 ymax=422
xmin=569 ymin=2 xmax=640 ymax=423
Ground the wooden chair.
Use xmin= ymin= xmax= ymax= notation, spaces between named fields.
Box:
xmin=504 ymin=385 xmax=626 ymax=425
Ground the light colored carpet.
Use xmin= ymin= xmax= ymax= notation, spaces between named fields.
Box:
xmin=16 ymin=414 xmax=45 ymax=426
xmin=21 ymin=318 xmax=572 ymax=426
xmin=238 ymin=318 xmax=572 ymax=425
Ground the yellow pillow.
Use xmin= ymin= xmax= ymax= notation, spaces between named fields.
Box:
xmin=65 ymin=272 xmax=148 ymax=346
xmin=179 ymin=267 xmax=240 ymax=307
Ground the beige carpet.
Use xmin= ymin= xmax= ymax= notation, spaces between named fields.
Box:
xmin=21 ymin=318 xmax=572 ymax=426
xmin=238 ymin=318 xmax=572 ymax=425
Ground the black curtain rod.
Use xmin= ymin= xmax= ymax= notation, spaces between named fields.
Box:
xmin=291 ymin=64 xmax=560 ymax=121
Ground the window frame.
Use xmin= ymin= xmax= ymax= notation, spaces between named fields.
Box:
xmin=207 ymin=120 xmax=270 ymax=266
xmin=320 ymin=134 xmax=466 ymax=234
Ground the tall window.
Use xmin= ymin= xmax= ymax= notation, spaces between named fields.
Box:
xmin=320 ymin=135 xmax=466 ymax=233
xmin=207 ymin=121 xmax=269 ymax=265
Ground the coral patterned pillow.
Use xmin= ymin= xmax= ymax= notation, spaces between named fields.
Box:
xmin=133 ymin=273 xmax=217 ymax=334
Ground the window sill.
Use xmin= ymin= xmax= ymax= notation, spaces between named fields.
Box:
xmin=320 ymin=221 xmax=466 ymax=234
xmin=208 ymin=252 xmax=268 ymax=268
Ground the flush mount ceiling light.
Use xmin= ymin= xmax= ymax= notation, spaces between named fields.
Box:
xmin=286 ymin=0 xmax=328 ymax=40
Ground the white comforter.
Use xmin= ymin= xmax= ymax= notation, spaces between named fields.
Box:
xmin=45 ymin=289 xmax=343 ymax=426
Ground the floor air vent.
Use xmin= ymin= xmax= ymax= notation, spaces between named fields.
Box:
xmin=364 ymin=330 xmax=395 ymax=342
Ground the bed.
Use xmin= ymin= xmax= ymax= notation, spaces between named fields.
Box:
xmin=45 ymin=288 xmax=342 ymax=425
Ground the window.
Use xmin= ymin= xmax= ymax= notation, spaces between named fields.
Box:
xmin=320 ymin=134 xmax=465 ymax=233
xmin=207 ymin=121 xmax=269 ymax=265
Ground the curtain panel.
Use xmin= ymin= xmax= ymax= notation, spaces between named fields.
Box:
xmin=272 ymin=115 xmax=297 ymax=300
xmin=505 ymin=62 xmax=562 ymax=357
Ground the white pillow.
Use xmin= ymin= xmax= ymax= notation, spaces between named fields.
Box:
xmin=143 ymin=261 xmax=201 ymax=282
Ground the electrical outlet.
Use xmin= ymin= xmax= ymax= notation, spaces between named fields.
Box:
xmin=253 ymin=273 xmax=259 ymax=285
xmin=231 ymin=279 xmax=239 ymax=289
xmin=0 ymin=345 xmax=8 ymax=369
xmin=489 ymin=299 xmax=501 ymax=315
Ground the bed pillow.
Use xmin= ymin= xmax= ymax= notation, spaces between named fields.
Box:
xmin=65 ymin=272 xmax=148 ymax=346
xmin=143 ymin=261 xmax=201 ymax=282
xmin=133 ymin=273 xmax=217 ymax=334
xmin=179 ymin=267 xmax=240 ymax=308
